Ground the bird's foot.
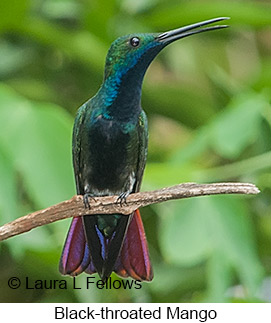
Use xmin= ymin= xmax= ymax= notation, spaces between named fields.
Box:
xmin=83 ymin=193 xmax=97 ymax=210
xmin=116 ymin=191 xmax=130 ymax=207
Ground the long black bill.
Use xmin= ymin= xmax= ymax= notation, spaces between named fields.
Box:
xmin=157 ymin=17 xmax=230 ymax=43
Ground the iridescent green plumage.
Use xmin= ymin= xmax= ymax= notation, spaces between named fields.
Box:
xmin=59 ymin=17 xmax=229 ymax=281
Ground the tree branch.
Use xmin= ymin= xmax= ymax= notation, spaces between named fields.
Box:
xmin=0 ymin=182 xmax=259 ymax=242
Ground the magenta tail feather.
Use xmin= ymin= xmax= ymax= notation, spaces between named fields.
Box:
xmin=114 ymin=209 xmax=153 ymax=281
xmin=59 ymin=210 xmax=152 ymax=281
xmin=59 ymin=217 xmax=95 ymax=276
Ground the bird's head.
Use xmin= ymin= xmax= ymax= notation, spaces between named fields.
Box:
xmin=104 ymin=17 xmax=229 ymax=81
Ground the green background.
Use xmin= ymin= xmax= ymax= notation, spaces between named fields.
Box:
xmin=0 ymin=0 xmax=271 ymax=302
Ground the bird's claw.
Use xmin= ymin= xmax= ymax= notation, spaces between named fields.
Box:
xmin=83 ymin=193 xmax=96 ymax=210
xmin=116 ymin=192 xmax=129 ymax=207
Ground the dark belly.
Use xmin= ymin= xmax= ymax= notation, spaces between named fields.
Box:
xmin=81 ymin=120 xmax=137 ymax=195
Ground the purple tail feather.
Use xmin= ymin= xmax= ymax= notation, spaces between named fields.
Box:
xmin=59 ymin=217 xmax=95 ymax=276
xmin=59 ymin=210 xmax=153 ymax=281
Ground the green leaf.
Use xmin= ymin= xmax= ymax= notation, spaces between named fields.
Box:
xmin=0 ymin=0 xmax=29 ymax=31
xmin=144 ymin=162 xmax=197 ymax=189
xmin=143 ymin=82 xmax=215 ymax=128
xmin=158 ymin=195 xmax=263 ymax=296
xmin=139 ymin=1 xmax=271 ymax=29
xmin=205 ymin=249 xmax=232 ymax=302
xmin=209 ymin=92 xmax=266 ymax=159
xmin=159 ymin=198 xmax=212 ymax=266
xmin=0 ymin=145 xmax=17 ymax=224
xmin=0 ymin=41 xmax=32 ymax=77
xmin=19 ymin=18 xmax=107 ymax=74
xmin=83 ymin=0 xmax=119 ymax=39
xmin=210 ymin=196 xmax=263 ymax=295
xmin=149 ymin=263 xmax=205 ymax=301
xmin=170 ymin=127 xmax=210 ymax=165
xmin=0 ymin=84 xmax=75 ymax=208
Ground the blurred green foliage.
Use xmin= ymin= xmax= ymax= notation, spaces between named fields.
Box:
xmin=0 ymin=0 xmax=271 ymax=303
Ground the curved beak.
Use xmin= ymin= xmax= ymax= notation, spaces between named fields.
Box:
xmin=157 ymin=17 xmax=230 ymax=44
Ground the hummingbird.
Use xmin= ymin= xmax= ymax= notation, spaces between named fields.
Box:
xmin=59 ymin=17 xmax=229 ymax=282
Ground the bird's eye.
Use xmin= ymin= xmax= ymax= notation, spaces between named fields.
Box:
xmin=130 ymin=37 xmax=140 ymax=48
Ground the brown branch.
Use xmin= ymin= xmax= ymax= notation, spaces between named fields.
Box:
xmin=0 ymin=182 xmax=259 ymax=242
